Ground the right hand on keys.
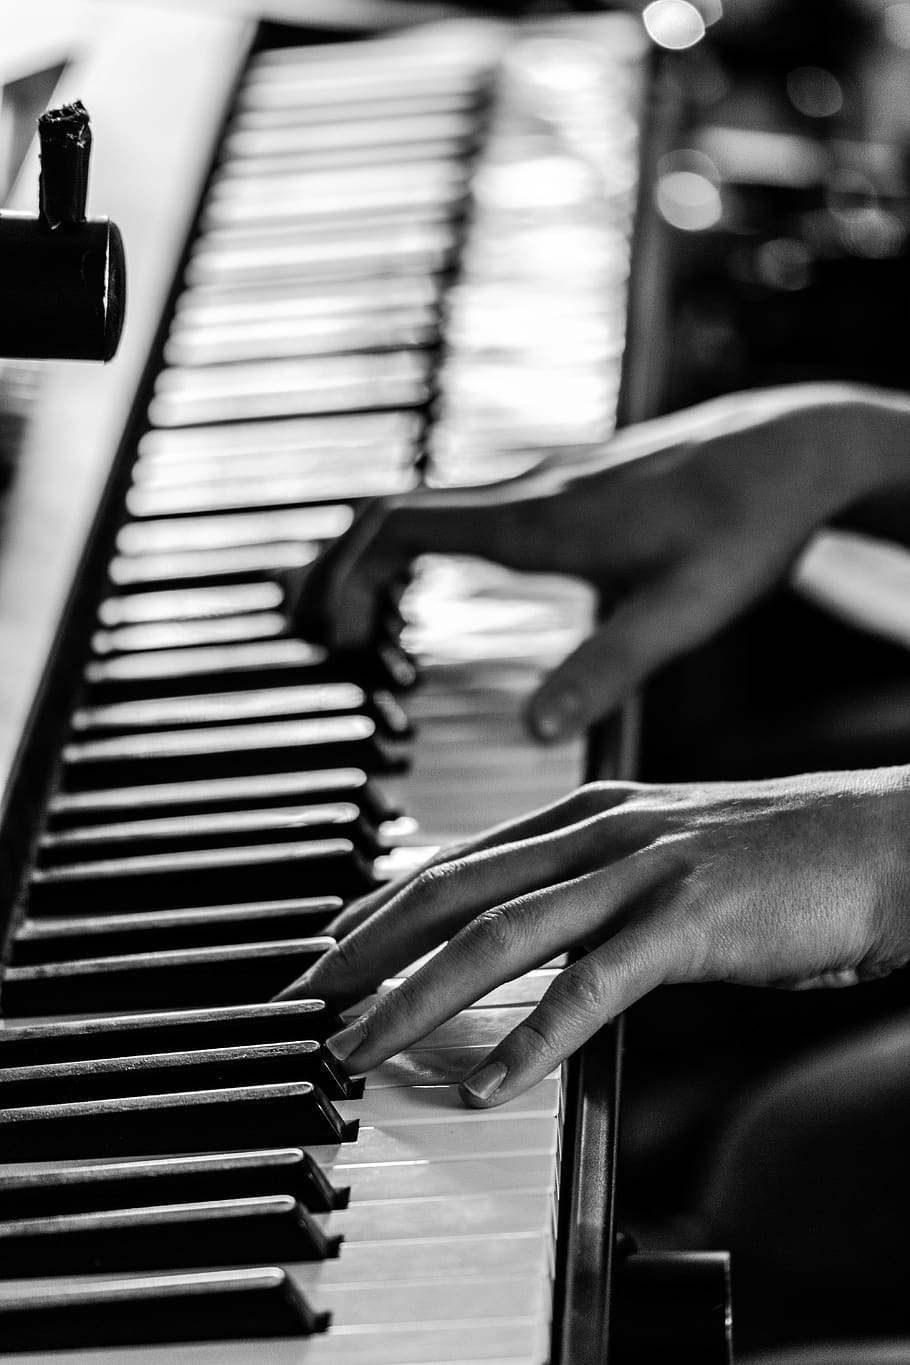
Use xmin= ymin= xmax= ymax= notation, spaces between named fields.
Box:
xmin=291 ymin=382 xmax=910 ymax=742
xmin=277 ymin=768 xmax=910 ymax=1106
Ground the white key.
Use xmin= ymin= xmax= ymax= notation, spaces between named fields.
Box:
xmin=403 ymin=1007 xmax=530 ymax=1051
xmin=364 ymin=1048 xmax=490 ymax=1088
xmin=84 ymin=639 xmax=327 ymax=685
xmin=295 ymin=1231 xmax=550 ymax=1288
xmin=138 ymin=411 xmax=418 ymax=462
xmin=149 ymin=359 xmax=428 ymax=427
xmin=126 ymin=467 xmax=416 ymax=519
xmin=350 ymin=969 xmax=560 ymax=1019
xmin=163 ymin=311 xmax=436 ymax=368
xmin=3 ymin=1326 xmax=548 ymax=1365
xmin=174 ymin=280 xmax=438 ymax=330
xmin=153 ymin=352 xmax=428 ymax=405
xmin=224 ymin=112 xmax=474 ymax=161
xmin=314 ymin=1190 xmax=554 ymax=1244
xmin=91 ymin=613 xmax=285 ymax=655
xmin=185 ymin=225 xmax=452 ymax=289
xmin=97 ymin=583 xmax=284 ymax=626
xmin=133 ymin=448 xmax=413 ymax=490
xmin=288 ymin=1318 xmax=551 ymax=1365
xmin=108 ymin=543 xmax=319 ymax=588
xmin=336 ymin=1078 xmax=560 ymax=1128
xmin=74 ymin=685 xmax=366 ymax=730
xmin=306 ymin=1274 xmax=550 ymax=1326
xmin=117 ymin=506 xmax=352 ymax=557
xmin=329 ymin=1154 xmax=555 ymax=1203
xmin=308 ymin=1115 xmax=559 ymax=1168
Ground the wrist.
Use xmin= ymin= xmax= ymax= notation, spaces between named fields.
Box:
xmin=825 ymin=385 xmax=910 ymax=504
xmin=733 ymin=383 xmax=904 ymax=526
xmin=862 ymin=765 xmax=910 ymax=973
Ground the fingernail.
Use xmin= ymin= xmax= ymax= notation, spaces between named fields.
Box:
xmin=460 ymin=1060 xmax=508 ymax=1103
xmin=530 ymin=686 xmax=584 ymax=743
xmin=326 ymin=1019 xmax=366 ymax=1063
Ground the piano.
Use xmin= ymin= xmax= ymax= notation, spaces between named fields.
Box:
xmin=0 ymin=4 xmax=730 ymax=1361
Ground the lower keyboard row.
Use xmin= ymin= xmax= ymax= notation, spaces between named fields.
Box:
xmin=0 ymin=975 xmax=564 ymax=1365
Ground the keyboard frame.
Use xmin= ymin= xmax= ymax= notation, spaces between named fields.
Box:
xmin=0 ymin=6 xmax=680 ymax=1361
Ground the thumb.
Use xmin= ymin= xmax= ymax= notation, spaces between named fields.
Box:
xmin=300 ymin=488 xmax=529 ymax=651
xmin=525 ymin=579 xmax=700 ymax=742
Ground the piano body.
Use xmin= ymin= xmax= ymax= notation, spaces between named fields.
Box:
xmin=0 ymin=3 xmax=730 ymax=1361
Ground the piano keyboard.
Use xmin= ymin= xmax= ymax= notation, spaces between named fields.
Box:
xmin=0 ymin=13 xmax=649 ymax=1362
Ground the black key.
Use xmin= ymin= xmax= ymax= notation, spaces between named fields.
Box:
xmin=0 ymin=1040 xmax=362 ymax=1106
xmin=0 ymin=999 xmax=340 ymax=1067
xmin=13 ymin=899 xmax=341 ymax=961
xmin=62 ymin=716 xmax=404 ymax=787
xmin=0 ymin=1080 xmax=357 ymax=1159
xmin=48 ymin=767 xmax=395 ymax=826
xmin=0 ymin=1148 xmax=348 ymax=1220
xmin=28 ymin=838 xmax=374 ymax=913
xmin=39 ymin=802 xmax=379 ymax=864
xmin=2 ymin=938 xmax=335 ymax=1015
xmin=0 ymin=1194 xmax=339 ymax=1276
xmin=71 ymin=681 xmax=412 ymax=739
xmin=0 ymin=1267 xmax=326 ymax=1350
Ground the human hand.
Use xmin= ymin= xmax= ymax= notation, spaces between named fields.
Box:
xmin=277 ymin=768 xmax=910 ymax=1107
xmin=291 ymin=383 xmax=907 ymax=741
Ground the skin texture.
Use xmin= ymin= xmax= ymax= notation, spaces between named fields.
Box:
xmin=278 ymin=769 xmax=910 ymax=1106
xmin=277 ymin=382 xmax=910 ymax=1104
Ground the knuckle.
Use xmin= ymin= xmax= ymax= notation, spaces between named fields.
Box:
xmin=648 ymin=831 xmax=699 ymax=880
xmin=548 ymin=960 xmax=606 ymax=1021
xmin=513 ymin=1015 xmax=555 ymax=1064
xmin=413 ymin=859 xmax=462 ymax=909
xmin=568 ymin=784 xmax=609 ymax=819
xmin=325 ymin=931 xmax=362 ymax=976
xmin=462 ymin=903 xmax=527 ymax=961
xmin=324 ymin=909 xmax=359 ymax=940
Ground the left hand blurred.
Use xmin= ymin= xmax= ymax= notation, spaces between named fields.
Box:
xmin=289 ymin=383 xmax=910 ymax=743
xmin=276 ymin=768 xmax=910 ymax=1107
